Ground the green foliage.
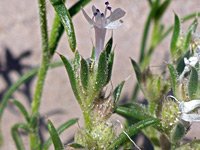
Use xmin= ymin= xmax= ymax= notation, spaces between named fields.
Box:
xmin=2 ymin=0 xmax=200 ymax=150
xmin=47 ymin=120 xmax=64 ymax=150
xmin=49 ymin=0 xmax=76 ymax=52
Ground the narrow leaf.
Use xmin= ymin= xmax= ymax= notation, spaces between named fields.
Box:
xmin=188 ymin=67 xmax=198 ymax=99
xmin=168 ymin=64 xmax=177 ymax=94
xmin=89 ymin=47 xmax=95 ymax=70
xmin=47 ymin=120 xmax=64 ymax=150
xmin=81 ymin=58 xmax=89 ymax=91
xmin=67 ymin=143 xmax=85 ymax=148
xmin=49 ymin=0 xmax=76 ymax=51
xmin=49 ymin=0 xmax=91 ymax=56
xmin=107 ymin=118 xmax=159 ymax=149
xmin=95 ymin=51 xmax=108 ymax=93
xmin=105 ymin=37 xmax=113 ymax=58
xmin=49 ymin=13 xmax=64 ymax=56
xmin=11 ymin=123 xmax=31 ymax=150
xmin=115 ymin=105 xmax=162 ymax=132
xmin=74 ymin=51 xmax=80 ymax=71
xmin=106 ymin=51 xmax=114 ymax=84
xmin=29 ymin=112 xmax=39 ymax=129
xmin=131 ymin=59 xmax=142 ymax=82
xmin=188 ymin=18 xmax=198 ymax=33
xmin=170 ymin=14 xmax=180 ymax=60
xmin=114 ymin=81 xmax=125 ymax=105
xmin=59 ymin=55 xmax=82 ymax=104
xmin=11 ymin=100 xmax=30 ymax=123
xmin=43 ymin=118 xmax=78 ymax=150
xmin=155 ymin=0 xmax=171 ymax=20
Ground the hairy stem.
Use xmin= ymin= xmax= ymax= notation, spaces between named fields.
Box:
xmin=30 ymin=0 xmax=49 ymax=149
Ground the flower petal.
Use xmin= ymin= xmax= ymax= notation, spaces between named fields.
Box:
xmin=105 ymin=20 xmax=123 ymax=29
xmin=180 ymin=113 xmax=200 ymax=122
xmin=92 ymin=5 xmax=97 ymax=14
xmin=107 ymin=8 xmax=125 ymax=23
xmin=81 ymin=7 xmax=94 ymax=25
xmin=179 ymin=100 xmax=200 ymax=113
xmin=92 ymin=5 xmax=102 ymax=27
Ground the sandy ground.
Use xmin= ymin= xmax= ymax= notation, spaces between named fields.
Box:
xmin=1 ymin=0 xmax=200 ymax=149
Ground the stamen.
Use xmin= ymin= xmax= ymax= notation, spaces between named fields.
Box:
xmin=96 ymin=9 xmax=100 ymax=12
xmin=105 ymin=1 xmax=109 ymax=5
xmin=94 ymin=12 xmax=98 ymax=16
xmin=107 ymin=6 xmax=112 ymax=10
xmin=101 ymin=13 xmax=104 ymax=18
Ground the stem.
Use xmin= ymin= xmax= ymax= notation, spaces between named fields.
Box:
xmin=30 ymin=0 xmax=49 ymax=149
xmin=131 ymin=0 xmax=160 ymax=101
xmin=31 ymin=0 xmax=49 ymax=116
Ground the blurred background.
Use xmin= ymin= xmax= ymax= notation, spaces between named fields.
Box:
xmin=1 ymin=0 xmax=200 ymax=149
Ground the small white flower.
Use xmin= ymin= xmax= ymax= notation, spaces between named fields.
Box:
xmin=179 ymin=100 xmax=200 ymax=122
xmin=81 ymin=2 xmax=125 ymax=60
xmin=168 ymin=96 xmax=200 ymax=122
xmin=184 ymin=57 xmax=198 ymax=67
xmin=178 ymin=56 xmax=198 ymax=82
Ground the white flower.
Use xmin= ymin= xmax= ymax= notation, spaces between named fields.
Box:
xmin=179 ymin=100 xmax=200 ymax=122
xmin=184 ymin=57 xmax=198 ymax=67
xmin=168 ymin=96 xmax=200 ymax=122
xmin=178 ymin=56 xmax=198 ymax=82
xmin=81 ymin=2 xmax=125 ymax=60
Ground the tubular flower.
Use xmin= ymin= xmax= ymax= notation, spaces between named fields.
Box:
xmin=179 ymin=100 xmax=200 ymax=122
xmin=81 ymin=1 xmax=125 ymax=60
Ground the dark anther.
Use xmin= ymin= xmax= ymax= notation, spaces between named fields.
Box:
xmin=105 ymin=1 xmax=109 ymax=5
xmin=94 ymin=12 xmax=98 ymax=16
xmin=101 ymin=13 xmax=104 ymax=17
xmin=119 ymin=20 xmax=123 ymax=23
xmin=96 ymin=9 xmax=100 ymax=12
xmin=107 ymin=6 xmax=111 ymax=10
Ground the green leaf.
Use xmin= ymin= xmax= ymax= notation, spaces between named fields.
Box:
xmin=49 ymin=13 xmax=64 ymax=56
xmin=188 ymin=18 xmax=198 ymax=33
xmin=74 ymin=51 xmax=80 ymax=71
xmin=49 ymin=0 xmax=76 ymax=52
xmin=188 ymin=67 xmax=198 ymax=99
xmin=69 ymin=0 xmax=91 ymax=17
xmin=49 ymin=0 xmax=91 ymax=56
xmin=67 ymin=143 xmax=85 ymax=148
xmin=139 ymin=0 xmax=160 ymax=63
xmin=107 ymin=118 xmax=159 ymax=149
xmin=105 ymin=37 xmax=113 ymax=58
xmin=89 ymin=47 xmax=95 ymax=70
xmin=106 ymin=51 xmax=114 ymax=84
xmin=29 ymin=112 xmax=39 ymax=129
xmin=95 ymin=51 xmax=108 ymax=93
xmin=168 ymin=64 xmax=177 ymax=94
xmin=11 ymin=100 xmax=30 ymax=123
xmin=59 ymin=54 xmax=82 ymax=105
xmin=171 ymin=122 xmax=185 ymax=142
xmin=47 ymin=120 xmax=64 ymax=150
xmin=170 ymin=14 xmax=180 ymax=60
xmin=114 ymin=81 xmax=125 ymax=105
xmin=131 ymin=59 xmax=142 ymax=82
xmin=115 ymin=105 xmax=162 ymax=131
xmin=155 ymin=0 xmax=171 ymax=20
xmin=11 ymin=123 xmax=31 ymax=150
xmin=43 ymin=118 xmax=78 ymax=150
xmin=81 ymin=58 xmax=89 ymax=91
